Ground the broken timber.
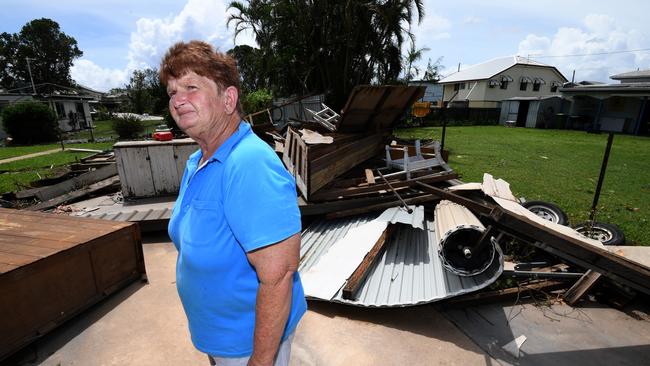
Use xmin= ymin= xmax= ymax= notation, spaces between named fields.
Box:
xmin=416 ymin=181 xmax=650 ymax=295
xmin=342 ymin=224 xmax=395 ymax=300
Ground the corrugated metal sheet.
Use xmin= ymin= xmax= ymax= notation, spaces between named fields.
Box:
xmin=299 ymin=213 xmax=503 ymax=307
xmin=440 ymin=56 xmax=551 ymax=83
xmin=83 ymin=208 xmax=172 ymax=222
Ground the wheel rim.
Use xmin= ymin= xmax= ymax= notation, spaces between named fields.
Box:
xmin=577 ymin=226 xmax=613 ymax=243
xmin=527 ymin=205 xmax=560 ymax=223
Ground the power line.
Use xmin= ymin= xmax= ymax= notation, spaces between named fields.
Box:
xmin=531 ymin=48 xmax=650 ymax=58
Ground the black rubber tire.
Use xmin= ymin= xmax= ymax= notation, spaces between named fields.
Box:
xmin=522 ymin=200 xmax=569 ymax=226
xmin=573 ymin=221 xmax=626 ymax=246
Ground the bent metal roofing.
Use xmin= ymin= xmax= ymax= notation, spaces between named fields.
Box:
xmin=299 ymin=213 xmax=504 ymax=307
xmin=439 ymin=56 xmax=563 ymax=84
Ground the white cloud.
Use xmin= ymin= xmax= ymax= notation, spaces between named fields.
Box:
xmin=462 ymin=16 xmax=482 ymax=25
xmin=71 ymin=0 xmax=253 ymax=92
xmin=127 ymin=0 xmax=231 ymax=71
xmin=71 ymin=59 xmax=127 ymax=91
xmin=518 ymin=14 xmax=650 ymax=82
xmin=413 ymin=12 xmax=452 ymax=44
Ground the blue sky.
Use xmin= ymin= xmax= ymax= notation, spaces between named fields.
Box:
xmin=2 ymin=0 xmax=649 ymax=92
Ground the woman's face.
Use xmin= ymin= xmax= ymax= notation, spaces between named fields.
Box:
xmin=166 ymin=71 xmax=228 ymax=140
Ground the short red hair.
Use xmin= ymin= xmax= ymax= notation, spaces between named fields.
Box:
xmin=160 ymin=40 xmax=242 ymax=115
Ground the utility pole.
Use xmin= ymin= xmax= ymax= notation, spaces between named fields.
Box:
xmin=25 ymin=57 xmax=36 ymax=94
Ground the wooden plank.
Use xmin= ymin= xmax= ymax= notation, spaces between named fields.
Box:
xmin=312 ymin=171 xmax=457 ymax=201
xmin=326 ymin=194 xmax=439 ymax=219
xmin=365 ymin=169 xmax=375 ymax=184
xmin=114 ymin=146 xmax=156 ymax=198
xmin=342 ymin=225 xmax=395 ymax=300
xmin=0 ymin=242 xmax=59 ymax=258
xmin=0 ymin=209 xmax=120 ymax=238
xmin=147 ymin=145 xmax=179 ymax=195
xmin=563 ymin=269 xmax=603 ymax=305
xmin=0 ymin=251 xmax=39 ymax=267
xmin=444 ymin=280 xmax=570 ymax=308
xmin=33 ymin=164 xmax=117 ymax=201
xmin=309 ymin=136 xmax=382 ymax=194
xmin=173 ymin=143 xmax=198 ymax=183
xmin=27 ymin=176 xmax=120 ymax=211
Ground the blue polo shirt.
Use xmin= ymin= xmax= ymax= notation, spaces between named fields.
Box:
xmin=168 ymin=121 xmax=306 ymax=357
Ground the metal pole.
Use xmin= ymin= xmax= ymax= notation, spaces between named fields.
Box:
xmin=26 ymin=58 xmax=36 ymax=94
xmin=376 ymin=170 xmax=412 ymax=214
xmin=589 ymin=132 xmax=614 ymax=222
xmin=441 ymin=118 xmax=447 ymax=152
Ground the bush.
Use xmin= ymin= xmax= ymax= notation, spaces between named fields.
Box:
xmin=111 ymin=115 xmax=145 ymax=139
xmin=242 ymin=89 xmax=273 ymax=115
xmin=1 ymin=102 xmax=60 ymax=144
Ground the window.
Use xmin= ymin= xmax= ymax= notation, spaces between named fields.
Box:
xmin=488 ymin=79 xmax=500 ymax=88
xmin=454 ymin=83 xmax=460 ymax=91
xmin=499 ymin=75 xmax=513 ymax=89
xmin=533 ymin=78 xmax=545 ymax=92
xmin=533 ymin=83 xmax=541 ymax=91
xmin=520 ymin=77 xmax=532 ymax=91
xmin=460 ymin=83 xmax=466 ymax=90
xmin=550 ymin=81 xmax=561 ymax=92
xmin=55 ymin=102 xmax=65 ymax=119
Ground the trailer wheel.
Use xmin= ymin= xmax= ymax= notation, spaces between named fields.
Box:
xmin=573 ymin=222 xmax=625 ymax=246
xmin=522 ymin=201 xmax=569 ymax=226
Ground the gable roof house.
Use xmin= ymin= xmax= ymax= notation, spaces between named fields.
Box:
xmin=560 ymin=69 xmax=650 ymax=135
xmin=438 ymin=56 xmax=568 ymax=109
xmin=0 ymin=83 xmax=97 ymax=134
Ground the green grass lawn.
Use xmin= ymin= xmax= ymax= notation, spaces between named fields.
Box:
xmin=395 ymin=126 xmax=650 ymax=246
xmin=0 ymin=143 xmax=63 ymax=160
xmin=0 ymin=142 xmax=114 ymax=194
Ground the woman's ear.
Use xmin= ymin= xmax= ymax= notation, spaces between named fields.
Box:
xmin=223 ymin=86 xmax=239 ymax=115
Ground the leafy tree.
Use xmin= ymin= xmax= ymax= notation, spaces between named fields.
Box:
xmin=227 ymin=45 xmax=266 ymax=93
xmin=125 ymin=69 xmax=150 ymax=114
xmin=403 ymin=39 xmax=430 ymax=83
xmin=0 ymin=18 xmax=82 ymax=89
xmin=1 ymin=102 xmax=59 ymax=144
xmin=124 ymin=68 xmax=168 ymax=115
xmin=227 ymin=0 xmax=425 ymax=110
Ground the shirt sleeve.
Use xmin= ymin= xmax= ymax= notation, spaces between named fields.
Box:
xmin=222 ymin=140 xmax=301 ymax=252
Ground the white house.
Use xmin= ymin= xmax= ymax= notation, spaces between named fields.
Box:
xmin=439 ymin=56 xmax=568 ymax=109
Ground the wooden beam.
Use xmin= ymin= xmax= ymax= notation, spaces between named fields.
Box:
xmin=365 ymin=169 xmax=376 ymax=185
xmin=342 ymin=225 xmax=396 ymax=300
xmin=27 ymin=176 xmax=120 ymax=211
xmin=563 ymin=269 xmax=603 ymax=306
xmin=312 ymin=171 xmax=457 ymax=201
xmin=443 ymin=280 xmax=571 ymax=308
xmin=326 ymin=193 xmax=438 ymax=219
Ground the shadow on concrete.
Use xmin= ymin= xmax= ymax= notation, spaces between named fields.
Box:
xmin=306 ymin=299 xmax=496 ymax=364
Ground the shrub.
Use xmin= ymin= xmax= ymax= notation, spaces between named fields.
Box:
xmin=242 ymin=89 xmax=273 ymax=115
xmin=1 ymin=102 xmax=60 ymax=144
xmin=111 ymin=115 xmax=144 ymax=139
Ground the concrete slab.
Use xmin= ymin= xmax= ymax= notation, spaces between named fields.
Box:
xmin=442 ymin=299 xmax=650 ymax=366
xmin=5 ymin=233 xmax=495 ymax=366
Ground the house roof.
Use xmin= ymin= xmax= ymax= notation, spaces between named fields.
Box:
xmin=610 ymin=69 xmax=650 ymax=80
xmin=439 ymin=56 xmax=566 ymax=84
xmin=560 ymin=82 xmax=650 ymax=95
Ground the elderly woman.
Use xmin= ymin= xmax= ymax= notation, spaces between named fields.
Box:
xmin=160 ymin=41 xmax=306 ymax=366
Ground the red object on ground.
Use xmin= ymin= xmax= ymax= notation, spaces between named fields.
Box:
xmin=153 ymin=131 xmax=173 ymax=141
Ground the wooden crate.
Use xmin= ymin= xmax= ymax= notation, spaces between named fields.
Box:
xmin=0 ymin=209 xmax=146 ymax=361
xmin=283 ymin=128 xmax=384 ymax=200
xmin=114 ymin=139 xmax=198 ymax=198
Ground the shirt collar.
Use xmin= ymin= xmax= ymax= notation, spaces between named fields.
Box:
xmin=188 ymin=121 xmax=252 ymax=167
